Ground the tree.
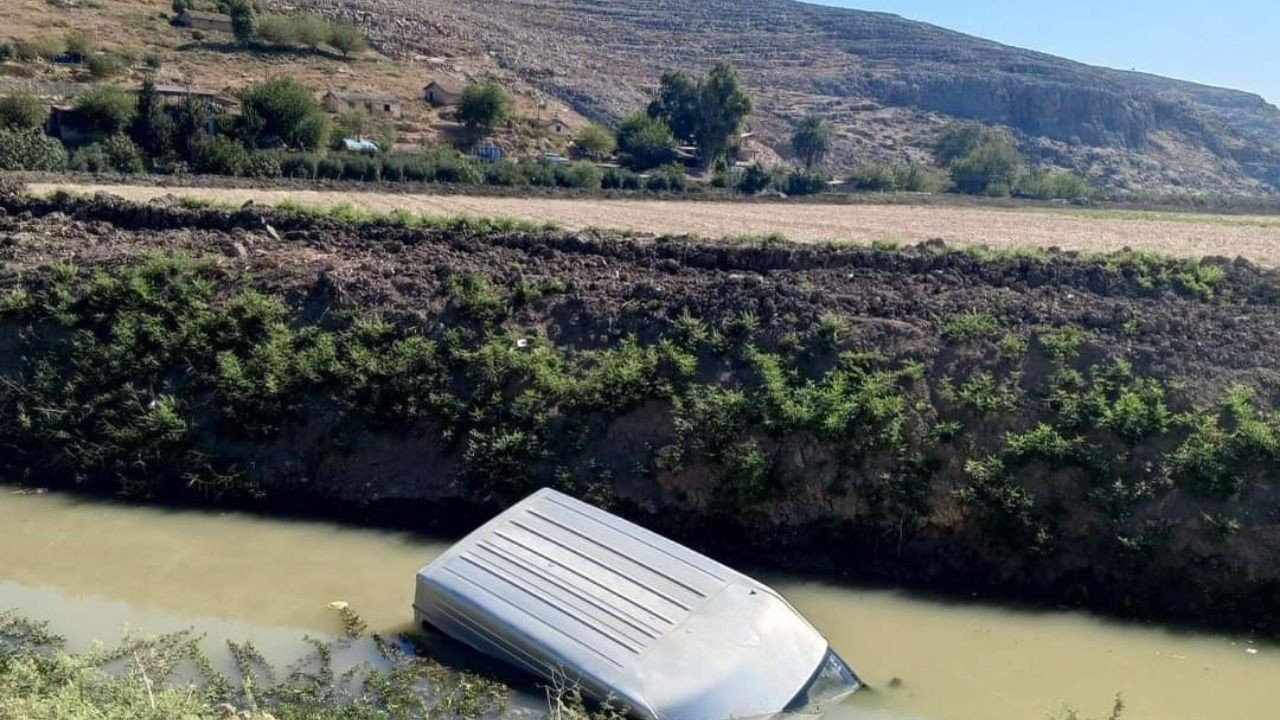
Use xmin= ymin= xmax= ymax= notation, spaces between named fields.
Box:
xmin=239 ymin=77 xmax=331 ymax=151
xmin=0 ymin=93 xmax=51 ymax=130
xmin=737 ymin=162 xmax=773 ymax=195
xmin=76 ymin=85 xmax=138 ymax=134
xmin=791 ymin=114 xmax=831 ymax=171
xmin=327 ymin=22 xmax=368 ymax=57
xmin=616 ymin=113 xmax=677 ymax=170
xmin=935 ymin=122 xmax=1025 ymax=196
xmin=226 ymin=0 xmax=257 ymax=46
xmin=132 ymin=80 xmax=175 ymax=159
xmin=292 ymin=14 xmax=328 ymax=51
xmin=574 ymin=124 xmax=616 ymax=159
xmin=256 ymin=15 xmax=299 ymax=46
xmin=696 ymin=61 xmax=752 ymax=164
xmin=646 ymin=61 xmax=752 ymax=165
xmin=457 ymin=82 xmax=510 ymax=131
xmin=950 ymin=137 xmax=1024 ymax=196
xmin=0 ymin=127 xmax=67 ymax=171
xmin=647 ymin=71 xmax=701 ymax=143
xmin=87 ymin=53 xmax=128 ymax=80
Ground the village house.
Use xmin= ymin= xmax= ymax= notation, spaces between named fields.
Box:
xmin=536 ymin=115 xmax=571 ymax=136
xmin=173 ymin=10 xmax=234 ymax=34
xmin=423 ymin=78 xmax=464 ymax=107
xmin=147 ymin=84 xmax=237 ymax=111
xmin=323 ymin=91 xmax=403 ymax=119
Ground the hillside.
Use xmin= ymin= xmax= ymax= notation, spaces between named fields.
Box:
xmin=286 ymin=0 xmax=1280 ymax=193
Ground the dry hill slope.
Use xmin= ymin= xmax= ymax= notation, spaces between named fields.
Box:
xmin=287 ymin=0 xmax=1280 ymax=193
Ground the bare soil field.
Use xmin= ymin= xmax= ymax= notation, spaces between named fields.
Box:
xmin=32 ymin=182 xmax=1280 ymax=265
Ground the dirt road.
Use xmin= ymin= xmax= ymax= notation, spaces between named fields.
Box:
xmin=31 ymin=182 xmax=1280 ymax=264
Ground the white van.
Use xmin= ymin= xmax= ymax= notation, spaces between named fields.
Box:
xmin=414 ymin=488 xmax=862 ymax=720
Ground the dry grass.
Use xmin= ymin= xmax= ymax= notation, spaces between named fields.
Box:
xmin=32 ymin=182 xmax=1280 ymax=264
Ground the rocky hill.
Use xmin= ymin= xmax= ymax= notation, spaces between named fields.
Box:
xmin=282 ymin=0 xmax=1280 ymax=193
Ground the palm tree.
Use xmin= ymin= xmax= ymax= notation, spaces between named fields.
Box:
xmin=791 ymin=114 xmax=832 ymax=171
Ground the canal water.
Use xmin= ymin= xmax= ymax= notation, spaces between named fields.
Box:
xmin=1 ymin=490 xmax=1273 ymax=720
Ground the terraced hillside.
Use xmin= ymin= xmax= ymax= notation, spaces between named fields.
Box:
xmin=285 ymin=0 xmax=1280 ymax=193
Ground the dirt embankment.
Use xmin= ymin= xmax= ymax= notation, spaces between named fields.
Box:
xmin=2 ymin=192 xmax=1280 ymax=635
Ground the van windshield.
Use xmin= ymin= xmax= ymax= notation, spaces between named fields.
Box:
xmin=783 ymin=648 xmax=862 ymax=713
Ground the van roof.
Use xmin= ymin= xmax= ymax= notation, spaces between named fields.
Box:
xmin=415 ymin=489 xmax=831 ymax=720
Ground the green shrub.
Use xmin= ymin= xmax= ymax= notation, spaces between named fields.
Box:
xmin=737 ymin=162 xmax=773 ymax=194
xmin=70 ymin=135 xmax=144 ymax=174
xmin=0 ymin=93 xmax=50 ymax=130
xmin=13 ymin=36 xmax=63 ymax=62
xmin=243 ymin=151 xmax=283 ymax=178
xmin=75 ymin=85 xmax=138 ymax=134
xmin=646 ymin=163 xmax=687 ymax=192
xmin=605 ymin=167 xmax=643 ymax=190
xmin=0 ymin=127 xmax=68 ymax=171
xmin=63 ymin=30 xmax=95 ymax=59
xmin=575 ymin=123 xmax=617 ymax=159
xmin=1005 ymin=424 xmax=1082 ymax=462
xmin=192 ymin=135 xmax=249 ymax=175
xmin=784 ymin=170 xmax=827 ymax=196
xmin=457 ymin=82 xmax=510 ymax=131
xmin=143 ymin=51 xmax=165 ymax=70
xmin=100 ymin=133 xmax=145 ymax=173
xmin=556 ymin=161 xmax=603 ymax=190
xmin=941 ymin=311 xmax=998 ymax=341
xmin=256 ymin=15 xmax=299 ymax=45
xmin=327 ymin=21 xmax=368 ymax=57
xmin=1017 ymin=169 xmax=1094 ymax=200
xmin=719 ymin=439 xmax=776 ymax=504
xmin=239 ymin=77 xmax=331 ymax=151
xmin=0 ymin=43 xmax=12 ymax=62
xmin=617 ymin=112 xmax=678 ymax=170
xmin=86 ymin=52 xmax=129 ymax=80
xmin=847 ymin=163 xmax=950 ymax=193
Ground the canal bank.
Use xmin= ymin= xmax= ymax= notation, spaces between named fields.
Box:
xmin=2 ymin=490 xmax=1273 ymax=720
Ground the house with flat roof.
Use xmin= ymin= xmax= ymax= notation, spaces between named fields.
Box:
xmin=323 ymin=91 xmax=403 ymax=119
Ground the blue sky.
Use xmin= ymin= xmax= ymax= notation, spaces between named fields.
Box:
xmin=816 ymin=1 xmax=1280 ymax=104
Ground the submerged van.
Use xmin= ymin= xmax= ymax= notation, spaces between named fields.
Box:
xmin=413 ymin=488 xmax=862 ymax=720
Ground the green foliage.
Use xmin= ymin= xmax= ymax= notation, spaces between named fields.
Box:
xmin=226 ymin=0 xmax=257 ymax=45
xmin=0 ymin=127 xmax=68 ymax=171
xmin=1039 ymin=325 xmax=1088 ymax=362
xmin=936 ymin=122 xmax=1025 ymax=196
xmin=784 ymin=170 xmax=828 ymax=196
xmin=996 ymin=332 xmax=1029 ymax=361
xmin=941 ymin=373 xmax=1020 ymax=414
xmin=75 ymin=85 xmax=138 ymax=134
xmin=645 ymin=162 xmax=687 ymax=192
xmin=1102 ymin=250 xmax=1226 ymax=301
xmin=0 ymin=610 xmax=512 ymax=720
xmin=736 ymin=162 xmax=773 ymax=194
xmin=457 ymin=82 xmax=510 ymax=131
xmin=12 ymin=36 xmax=64 ymax=62
xmin=954 ymin=455 xmax=1037 ymax=533
xmin=646 ymin=62 xmax=752 ymax=163
xmin=239 ymin=77 xmax=331 ymax=151
xmin=1017 ymin=169 xmax=1095 ymax=200
xmin=941 ymin=311 xmax=998 ymax=342
xmin=574 ymin=123 xmax=617 ymax=159
xmin=791 ymin=113 xmax=831 ymax=171
xmin=72 ymin=134 xmax=145 ymax=174
xmin=327 ymin=21 xmax=369 ymax=57
xmin=846 ymin=163 xmax=950 ymax=193
xmin=63 ymin=30 xmax=96 ymax=59
xmin=86 ymin=52 xmax=128 ymax=80
xmin=1005 ymin=423 xmax=1083 ymax=462
xmin=192 ymin=135 xmax=249 ymax=175
xmin=335 ymin=107 xmax=397 ymax=150
xmin=618 ymin=112 xmax=678 ymax=170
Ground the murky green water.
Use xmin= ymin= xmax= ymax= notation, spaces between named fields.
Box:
xmin=1 ymin=490 xmax=1273 ymax=720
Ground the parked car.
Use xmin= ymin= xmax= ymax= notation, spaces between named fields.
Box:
xmin=414 ymin=488 xmax=863 ymax=720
